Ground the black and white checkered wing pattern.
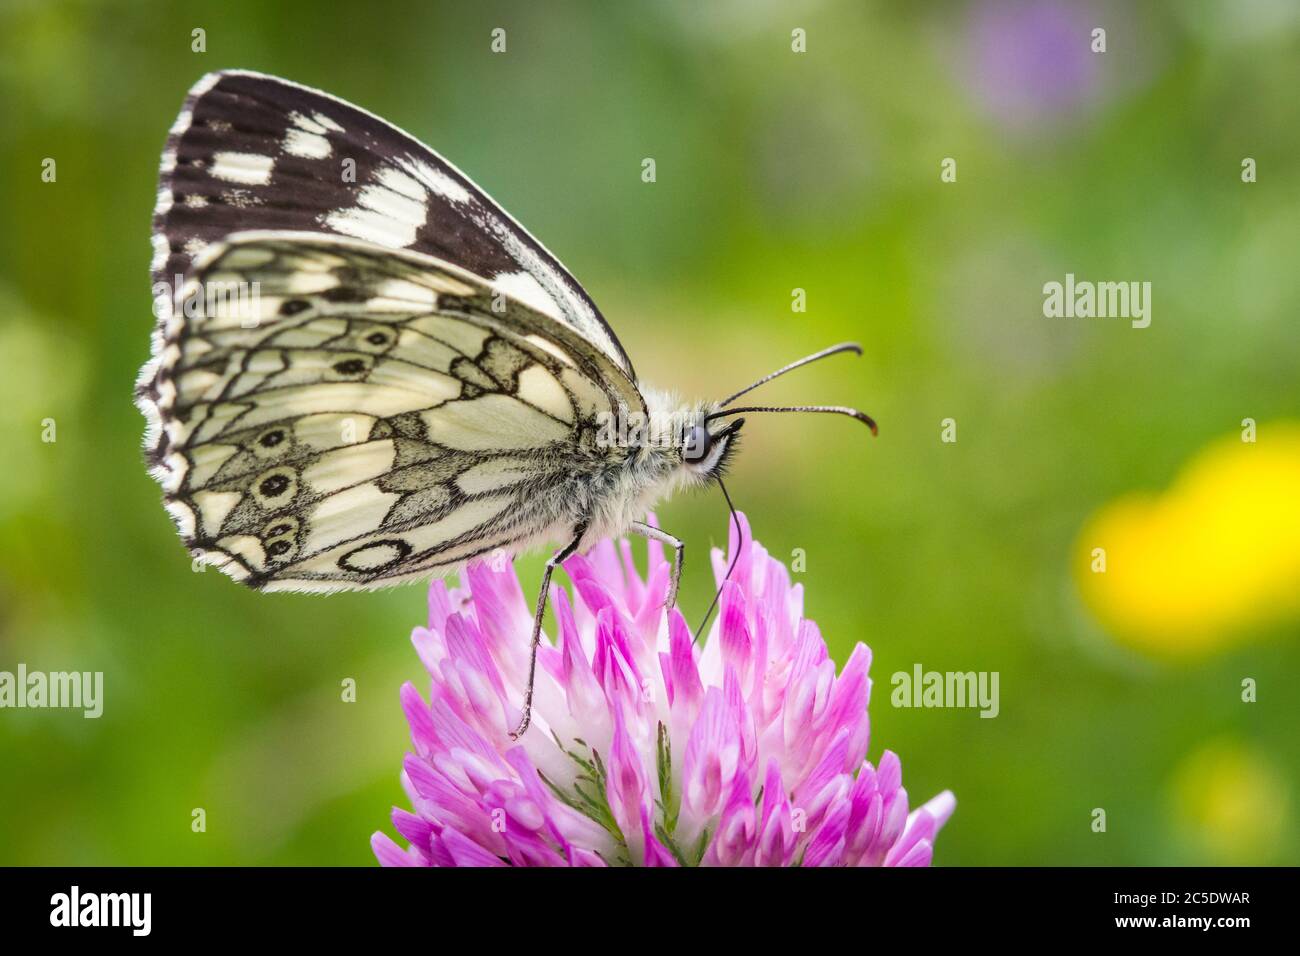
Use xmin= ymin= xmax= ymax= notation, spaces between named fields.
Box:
xmin=137 ymin=233 xmax=644 ymax=591
xmin=151 ymin=69 xmax=636 ymax=380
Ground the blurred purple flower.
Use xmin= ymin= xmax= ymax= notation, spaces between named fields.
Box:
xmin=372 ymin=513 xmax=954 ymax=867
xmin=965 ymin=0 xmax=1103 ymax=129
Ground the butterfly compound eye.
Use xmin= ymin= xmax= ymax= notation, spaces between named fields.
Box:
xmin=683 ymin=423 xmax=712 ymax=464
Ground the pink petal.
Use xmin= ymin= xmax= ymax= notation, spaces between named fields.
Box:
xmin=439 ymin=825 xmax=507 ymax=867
xmin=399 ymin=681 xmax=437 ymax=756
xmin=803 ymin=800 xmax=850 ymax=867
xmin=371 ymin=831 xmax=422 ymax=867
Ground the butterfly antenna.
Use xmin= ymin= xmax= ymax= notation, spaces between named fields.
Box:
xmin=707 ymin=404 xmax=878 ymax=436
xmin=693 ymin=477 xmax=743 ymax=645
xmin=718 ymin=342 xmax=863 ymax=408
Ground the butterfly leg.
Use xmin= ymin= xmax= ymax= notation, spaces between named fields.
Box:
xmin=509 ymin=525 xmax=587 ymax=740
xmin=630 ymin=521 xmax=683 ymax=610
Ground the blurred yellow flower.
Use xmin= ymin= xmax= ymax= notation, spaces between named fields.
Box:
xmin=1168 ymin=738 xmax=1290 ymax=865
xmin=1075 ymin=422 xmax=1300 ymax=655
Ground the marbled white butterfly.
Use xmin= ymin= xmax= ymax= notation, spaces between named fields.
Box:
xmin=136 ymin=71 xmax=875 ymax=735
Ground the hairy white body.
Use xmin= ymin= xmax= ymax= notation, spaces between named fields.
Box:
xmin=550 ymin=392 xmax=729 ymax=552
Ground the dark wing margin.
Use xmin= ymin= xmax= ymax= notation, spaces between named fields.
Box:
xmin=151 ymin=69 xmax=636 ymax=380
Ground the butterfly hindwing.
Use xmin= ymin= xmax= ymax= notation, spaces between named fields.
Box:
xmin=138 ymin=232 xmax=644 ymax=591
xmin=153 ymin=69 xmax=636 ymax=381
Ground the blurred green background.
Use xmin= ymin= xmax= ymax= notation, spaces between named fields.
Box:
xmin=1 ymin=0 xmax=1298 ymax=866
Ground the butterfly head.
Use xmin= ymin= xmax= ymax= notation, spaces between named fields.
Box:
xmin=654 ymin=342 xmax=878 ymax=491
xmin=673 ymin=342 xmax=878 ymax=486
xmin=680 ymin=414 xmax=744 ymax=479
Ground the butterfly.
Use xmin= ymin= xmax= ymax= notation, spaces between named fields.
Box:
xmin=136 ymin=71 xmax=875 ymax=736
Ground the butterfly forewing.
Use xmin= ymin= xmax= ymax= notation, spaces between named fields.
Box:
xmin=152 ymin=69 xmax=635 ymax=380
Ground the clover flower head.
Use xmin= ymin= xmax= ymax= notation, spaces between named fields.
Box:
xmin=372 ymin=513 xmax=954 ymax=866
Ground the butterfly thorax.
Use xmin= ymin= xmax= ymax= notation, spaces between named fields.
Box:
xmin=571 ymin=390 xmax=731 ymax=549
